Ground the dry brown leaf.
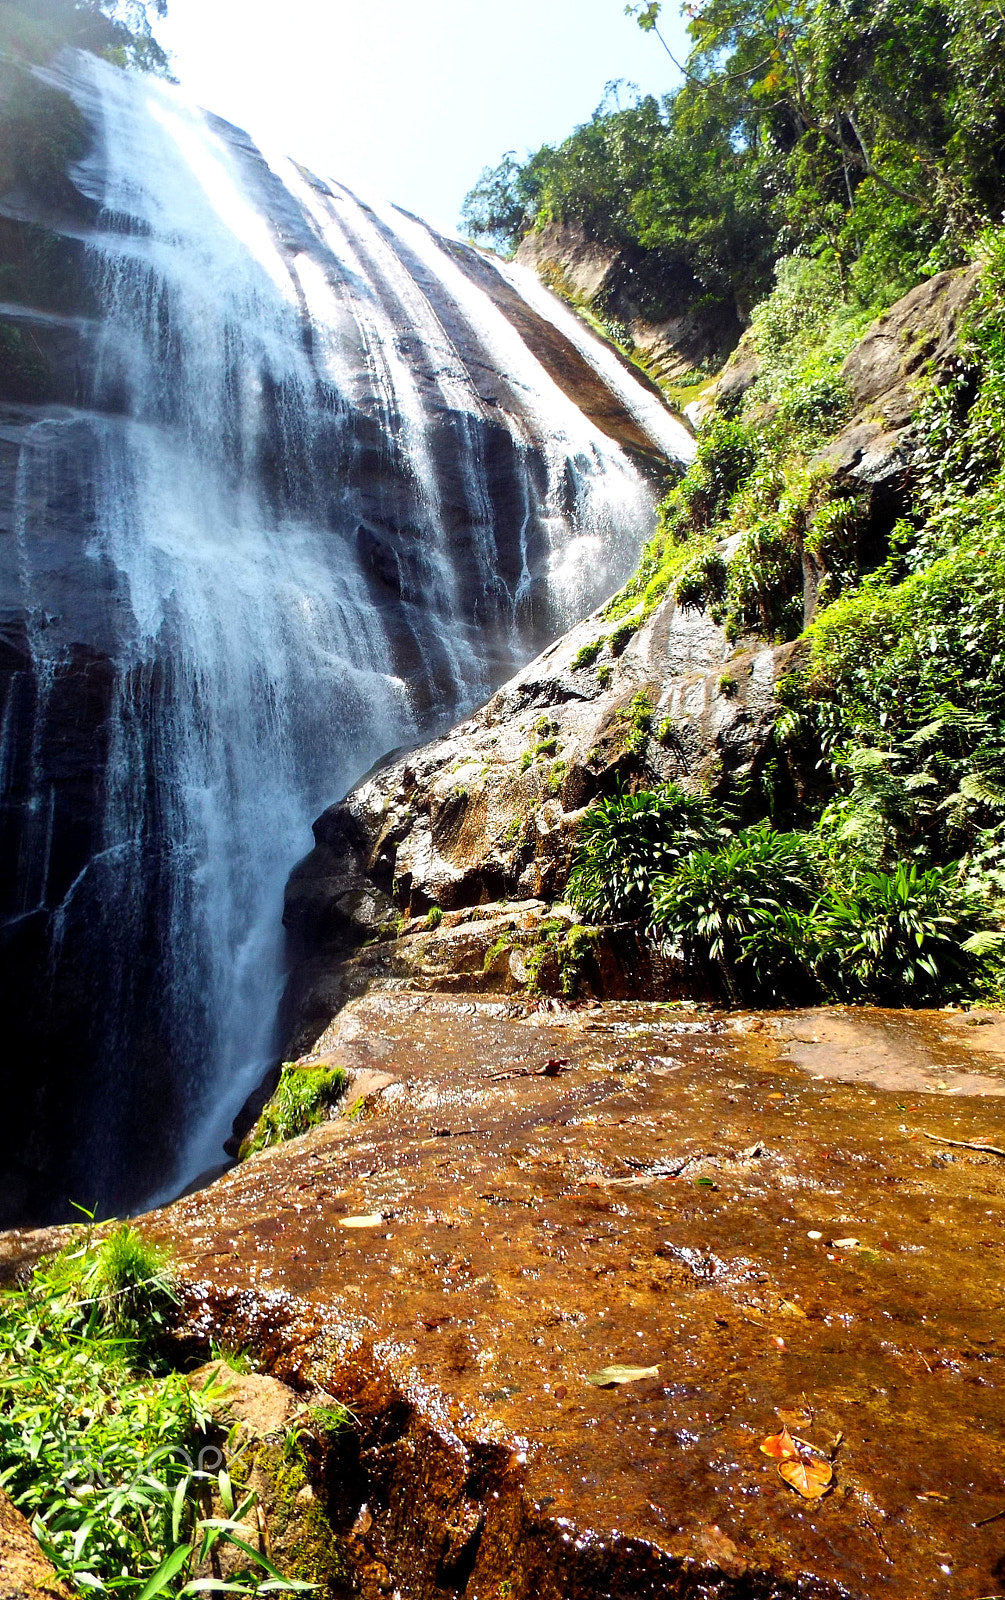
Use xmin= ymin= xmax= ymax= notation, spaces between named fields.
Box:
xmin=339 ymin=1214 xmax=383 ymax=1229
xmin=779 ymin=1298 xmax=808 ymax=1319
xmin=779 ymin=1455 xmax=833 ymax=1499
xmin=759 ymin=1424 xmax=797 ymax=1460
xmin=586 ymin=1364 xmax=660 ymax=1387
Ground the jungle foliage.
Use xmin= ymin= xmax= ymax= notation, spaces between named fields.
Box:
xmin=563 ymin=189 xmax=1005 ymax=1008
xmin=462 ymin=0 xmax=1005 ymax=324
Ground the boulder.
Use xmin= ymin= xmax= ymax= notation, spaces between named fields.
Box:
xmin=815 ymin=264 xmax=981 ymax=487
xmin=282 ymin=586 xmax=794 ymax=1052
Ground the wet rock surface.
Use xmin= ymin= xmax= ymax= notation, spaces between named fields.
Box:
xmin=144 ymin=995 xmax=1005 ymax=1600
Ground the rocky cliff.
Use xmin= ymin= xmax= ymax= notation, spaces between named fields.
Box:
xmin=279 ymin=262 xmax=982 ymax=1063
xmin=516 ymin=219 xmax=742 ymax=388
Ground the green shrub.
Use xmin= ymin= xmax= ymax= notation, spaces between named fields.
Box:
xmin=567 ymin=783 xmax=721 ymax=924
xmin=92 ymin=1223 xmax=177 ymax=1341
xmin=609 ymin=617 xmax=639 ymax=656
xmin=596 ymin=662 xmax=613 ymax=688
xmin=425 ymin=904 xmax=444 ymax=929
xmin=241 ymin=1062 xmax=348 ymax=1157
xmin=618 ymin=691 xmax=654 ymax=756
xmin=651 ymin=824 xmax=821 ymax=999
xmin=547 ymin=758 xmax=567 ymax=795
xmin=662 ymin=415 xmax=757 ymax=541
xmin=810 ymin=862 xmax=980 ymax=1001
xmin=725 ymin=511 xmax=807 ymax=641
xmin=0 ymin=1234 xmax=308 ymax=1597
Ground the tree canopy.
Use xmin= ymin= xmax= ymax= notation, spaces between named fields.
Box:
xmin=0 ymin=0 xmax=172 ymax=76
xmin=462 ymin=0 xmax=1005 ymax=317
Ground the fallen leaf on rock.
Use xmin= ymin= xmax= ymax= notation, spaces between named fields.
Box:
xmin=586 ymin=1364 xmax=660 ymax=1387
xmin=760 ymin=1424 xmax=797 ymax=1460
xmin=553 ymin=1384 xmax=567 ymax=1401
xmin=779 ymin=1298 xmax=808 ymax=1318
xmin=697 ymin=1524 xmax=748 ymax=1576
xmin=831 ymin=1237 xmax=860 ymax=1249
xmin=339 ymin=1214 xmax=383 ymax=1228
xmin=779 ymin=1455 xmax=833 ymax=1499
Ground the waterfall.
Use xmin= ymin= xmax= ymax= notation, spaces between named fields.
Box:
xmin=0 ymin=51 xmax=691 ymax=1224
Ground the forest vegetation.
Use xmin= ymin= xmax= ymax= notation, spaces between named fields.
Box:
xmin=0 ymin=0 xmax=171 ymax=77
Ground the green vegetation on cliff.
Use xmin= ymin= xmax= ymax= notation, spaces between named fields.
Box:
xmin=463 ymin=0 xmax=1005 ymax=355
xmin=239 ymin=1062 xmax=349 ymax=1158
xmin=566 ymin=222 xmax=1005 ymax=1006
xmin=0 ymin=0 xmax=171 ymax=76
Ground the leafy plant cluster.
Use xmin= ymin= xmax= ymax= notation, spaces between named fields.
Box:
xmin=561 ymin=219 xmax=1005 ymax=1007
xmin=566 ymin=783 xmax=998 ymax=1005
xmin=601 ymin=263 xmax=873 ymax=646
xmin=0 ymin=1226 xmax=309 ymax=1598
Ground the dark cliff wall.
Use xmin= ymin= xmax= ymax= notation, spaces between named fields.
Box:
xmin=0 ymin=51 xmax=686 ymax=1226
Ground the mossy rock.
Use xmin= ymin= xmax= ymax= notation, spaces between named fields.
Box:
xmin=239 ymin=1062 xmax=349 ymax=1159
xmin=249 ymin=1439 xmax=350 ymax=1594
xmin=0 ymin=63 xmax=89 ymax=207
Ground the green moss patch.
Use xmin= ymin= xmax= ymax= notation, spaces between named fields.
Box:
xmin=240 ymin=1063 xmax=349 ymax=1158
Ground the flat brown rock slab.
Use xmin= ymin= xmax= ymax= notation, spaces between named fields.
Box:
xmin=150 ymin=998 xmax=1005 ymax=1600
xmin=776 ymin=1006 xmax=1005 ymax=1097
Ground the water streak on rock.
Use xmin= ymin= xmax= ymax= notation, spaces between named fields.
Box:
xmin=0 ymin=51 xmax=691 ymax=1224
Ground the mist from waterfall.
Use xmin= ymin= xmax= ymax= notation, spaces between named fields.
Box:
xmin=2 ymin=51 xmax=690 ymax=1221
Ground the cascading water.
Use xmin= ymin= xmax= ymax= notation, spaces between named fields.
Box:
xmin=0 ymin=50 xmax=692 ymax=1225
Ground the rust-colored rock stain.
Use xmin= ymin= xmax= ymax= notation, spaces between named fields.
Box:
xmin=149 ymin=998 xmax=1005 ymax=1599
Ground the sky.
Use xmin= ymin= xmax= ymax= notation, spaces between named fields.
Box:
xmin=154 ymin=0 xmax=687 ymax=236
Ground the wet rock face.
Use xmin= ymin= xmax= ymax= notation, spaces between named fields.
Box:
xmin=815 ymin=265 xmax=981 ymax=490
xmin=0 ymin=54 xmax=683 ymax=1226
xmin=283 ymin=591 xmax=794 ymax=1050
xmin=145 ymin=994 xmax=1005 ymax=1600
xmin=0 ymin=1486 xmax=71 ymax=1600
xmin=516 ymin=220 xmax=742 ymax=386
